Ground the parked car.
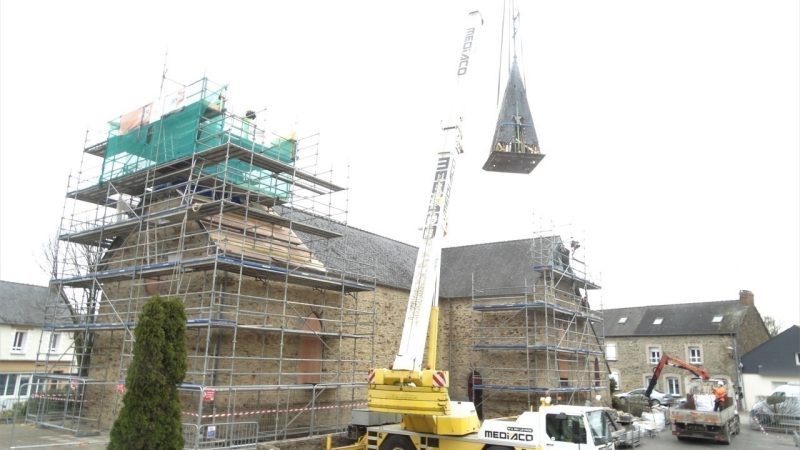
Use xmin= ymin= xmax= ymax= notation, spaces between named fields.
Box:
xmin=750 ymin=384 xmax=800 ymax=430
xmin=615 ymin=388 xmax=674 ymax=406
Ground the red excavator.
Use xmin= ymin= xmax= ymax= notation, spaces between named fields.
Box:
xmin=644 ymin=353 xmax=709 ymax=401
xmin=646 ymin=353 xmax=740 ymax=444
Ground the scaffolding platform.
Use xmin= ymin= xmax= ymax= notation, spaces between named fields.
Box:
xmin=56 ymin=254 xmax=373 ymax=292
xmin=475 ymin=385 xmax=596 ymax=393
xmin=69 ymin=143 xmax=344 ymax=207
xmin=47 ymin=319 xmax=369 ymax=339
xmin=471 ymin=232 xmax=605 ymax=412
xmin=473 ymin=344 xmax=603 ymax=355
xmin=472 ymin=300 xmax=602 ymax=321
xmin=60 ymin=199 xmax=341 ymax=246
xmin=533 ymin=265 xmax=602 ymax=290
xmin=41 ymin=78 xmax=375 ymax=443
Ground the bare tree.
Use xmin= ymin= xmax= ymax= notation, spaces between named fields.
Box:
xmin=39 ymin=235 xmax=103 ymax=376
xmin=762 ymin=315 xmax=782 ymax=338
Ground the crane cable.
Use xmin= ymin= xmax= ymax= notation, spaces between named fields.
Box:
xmin=496 ymin=0 xmax=527 ymax=106
xmin=517 ymin=5 xmax=528 ymax=90
xmin=495 ymin=0 xmax=507 ymax=107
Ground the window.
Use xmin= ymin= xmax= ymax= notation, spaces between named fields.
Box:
xmin=644 ymin=376 xmax=653 ymax=389
xmin=667 ymin=377 xmax=680 ymax=396
xmin=712 ymin=315 xmax=723 ymax=323
xmin=587 ymin=410 xmax=615 ymax=445
xmin=546 ymin=414 xmax=587 ymax=444
xmin=2 ymin=374 xmax=17 ymax=396
xmin=606 ymin=343 xmax=617 ymax=360
xmin=648 ymin=346 xmax=661 ymax=364
xmin=49 ymin=333 xmax=61 ymax=353
xmin=653 ymin=317 xmax=663 ymax=325
xmin=11 ymin=331 xmax=26 ymax=352
xmin=18 ymin=376 xmax=31 ymax=397
xmin=689 ymin=346 xmax=702 ymax=364
xmin=618 ymin=317 xmax=628 ymax=324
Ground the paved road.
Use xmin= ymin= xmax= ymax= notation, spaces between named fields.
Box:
xmin=1 ymin=423 xmax=109 ymax=449
xmin=0 ymin=416 xmax=796 ymax=449
xmin=635 ymin=416 xmax=796 ymax=450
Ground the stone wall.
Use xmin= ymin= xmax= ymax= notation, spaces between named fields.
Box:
xmin=81 ymin=220 xmax=386 ymax=434
xmin=735 ymin=306 xmax=770 ymax=355
xmin=438 ymin=291 xmax=609 ymax=418
xmin=607 ymin=334 xmax=738 ymax=395
xmin=606 ymin=306 xmax=770 ymax=400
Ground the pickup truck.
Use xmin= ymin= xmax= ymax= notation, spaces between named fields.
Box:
xmin=670 ymin=380 xmax=740 ymax=444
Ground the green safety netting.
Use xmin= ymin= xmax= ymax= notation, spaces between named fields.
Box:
xmin=100 ymin=90 xmax=295 ymax=201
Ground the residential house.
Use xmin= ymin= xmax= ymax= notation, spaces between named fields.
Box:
xmin=0 ymin=280 xmax=74 ymax=410
xmin=740 ymin=325 xmax=800 ymax=409
xmin=602 ymin=290 xmax=769 ymax=407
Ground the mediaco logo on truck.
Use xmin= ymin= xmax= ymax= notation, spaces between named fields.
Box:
xmin=484 ymin=426 xmax=535 ymax=442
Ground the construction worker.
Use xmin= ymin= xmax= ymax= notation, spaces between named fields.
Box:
xmin=243 ymin=110 xmax=257 ymax=140
xmin=713 ymin=381 xmax=727 ymax=411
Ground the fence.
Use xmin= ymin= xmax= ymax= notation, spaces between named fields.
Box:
xmin=750 ymin=411 xmax=800 ymax=434
xmin=183 ymin=421 xmax=259 ymax=449
xmin=24 ymin=375 xmax=103 ymax=437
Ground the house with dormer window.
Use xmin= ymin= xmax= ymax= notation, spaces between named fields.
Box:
xmin=740 ymin=325 xmax=800 ymax=409
xmin=602 ymin=290 xmax=770 ymax=409
xmin=0 ymin=281 xmax=74 ymax=411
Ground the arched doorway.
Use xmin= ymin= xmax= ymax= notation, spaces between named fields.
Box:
xmin=468 ymin=370 xmax=484 ymax=420
xmin=298 ymin=312 xmax=323 ymax=384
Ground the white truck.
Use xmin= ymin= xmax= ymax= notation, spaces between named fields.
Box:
xmin=670 ymin=379 xmax=740 ymax=444
xmin=361 ymin=404 xmax=615 ymax=450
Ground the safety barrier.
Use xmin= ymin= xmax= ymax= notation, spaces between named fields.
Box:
xmin=183 ymin=421 xmax=259 ymax=449
xmin=25 ymin=375 xmax=100 ymax=436
xmin=750 ymin=411 xmax=800 ymax=434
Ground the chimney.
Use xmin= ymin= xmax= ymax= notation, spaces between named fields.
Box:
xmin=739 ymin=290 xmax=754 ymax=306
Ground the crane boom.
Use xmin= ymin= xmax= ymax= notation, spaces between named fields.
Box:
xmin=645 ymin=353 xmax=710 ymax=399
xmin=392 ymin=10 xmax=483 ymax=373
xmin=366 ymin=11 xmax=485 ymax=437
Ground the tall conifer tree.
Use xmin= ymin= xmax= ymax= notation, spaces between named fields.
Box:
xmin=109 ymin=296 xmax=186 ymax=449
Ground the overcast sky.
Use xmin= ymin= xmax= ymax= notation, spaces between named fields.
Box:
xmin=1 ymin=1 xmax=798 ymax=330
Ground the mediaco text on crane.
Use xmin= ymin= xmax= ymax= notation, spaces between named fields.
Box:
xmin=457 ymin=26 xmax=476 ymax=76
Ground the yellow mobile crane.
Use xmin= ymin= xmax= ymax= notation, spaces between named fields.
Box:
xmin=365 ymin=10 xmax=485 ymax=438
xmin=332 ymin=6 xmax=613 ymax=450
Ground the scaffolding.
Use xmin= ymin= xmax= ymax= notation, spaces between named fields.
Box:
xmin=471 ymin=230 xmax=606 ymax=417
xmin=32 ymin=78 xmax=376 ymax=446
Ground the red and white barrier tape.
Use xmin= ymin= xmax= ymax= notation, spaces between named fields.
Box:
xmin=182 ymin=401 xmax=367 ymax=419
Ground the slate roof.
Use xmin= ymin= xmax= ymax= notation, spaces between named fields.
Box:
xmin=441 ymin=238 xmax=542 ymax=298
xmin=740 ymin=325 xmax=800 ymax=377
xmin=286 ymin=211 xmax=417 ymax=291
xmin=99 ymin=204 xmax=593 ymax=296
xmin=288 ymin=209 xmax=592 ymax=296
xmin=0 ymin=280 xmax=59 ymax=326
xmin=603 ymin=300 xmax=753 ymax=337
